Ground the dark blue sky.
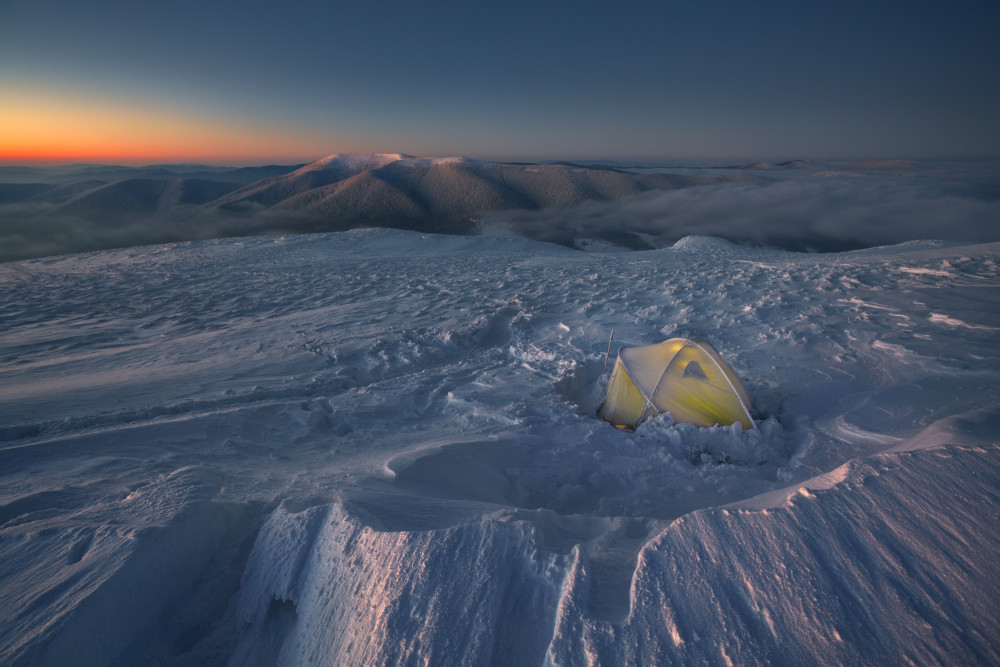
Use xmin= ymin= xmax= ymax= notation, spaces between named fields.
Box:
xmin=2 ymin=0 xmax=998 ymax=163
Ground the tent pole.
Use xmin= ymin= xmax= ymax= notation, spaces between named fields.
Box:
xmin=602 ymin=329 xmax=615 ymax=376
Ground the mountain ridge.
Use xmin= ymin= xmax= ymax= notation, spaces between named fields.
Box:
xmin=0 ymin=153 xmax=769 ymax=259
xmin=208 ymin=153 xmax=749 ymax=234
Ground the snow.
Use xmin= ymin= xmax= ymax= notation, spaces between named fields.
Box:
xmin=293 ymin=154 xmax=474 ymax=175
xmin=1 ymin=229 xmax=999 ymax=665
xmin=293 ymin=153 xmax=408 ymax=174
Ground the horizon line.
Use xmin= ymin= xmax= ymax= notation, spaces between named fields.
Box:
xmin=3 ymin=153 xmax=1000 ymax=171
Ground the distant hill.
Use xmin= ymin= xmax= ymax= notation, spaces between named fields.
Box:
xmin=0 ymin=154 xmax=767 ymax=261
xmin=0 ymin=163 xmax=302 ymax=186
xmin=0 ymin=183 xmax=56 ymax=205
xmin=209 ymin=153 xmax=750 ymax=234
xmin=734 ymin=158 xmax=920 ymax=172
xmin=58 ymin=178 xmax=243 ymax=216
xmin=2 ymin=154 xmax=756 ymax=228
xmin=832 ymin=159 xmax=919 ymax=170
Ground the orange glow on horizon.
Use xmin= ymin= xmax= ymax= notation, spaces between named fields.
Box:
xmin=0 ymin=85 xmax=350 ymax=166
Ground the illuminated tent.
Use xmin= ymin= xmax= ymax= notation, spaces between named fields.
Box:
xmin=598 ymin=338 xmax=753 ymax=430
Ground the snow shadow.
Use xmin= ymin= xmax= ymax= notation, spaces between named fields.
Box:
xmin=553 ymin=358 xmax=608 ymax=416
xmin=378 ymin=416 xmax=800 ymax=623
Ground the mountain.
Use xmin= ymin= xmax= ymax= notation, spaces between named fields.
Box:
xmin=0 ymin=154 xmax=769 ymax=262
xmin=212 ymin=153 xmax=411 ymax=210
xmin=2 ymin=153 xmax=752 ymax=233
xmin=0 ymin=163 xmax=302 ymax=186
xmin=4 ymin=155 xmax=996 ymax=263
xmin=58 ymin=178 xmax=242 ymax=216
xmin=22 ymin=180 xmax=111 ymax=205
xmin=210 ymin=153 xmax=749 ymax=233
xmin=0 ymin=183 xmax=56 ymax=205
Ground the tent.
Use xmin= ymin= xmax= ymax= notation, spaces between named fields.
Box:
xmin=598 ymin=338 xmax=753 ymax=430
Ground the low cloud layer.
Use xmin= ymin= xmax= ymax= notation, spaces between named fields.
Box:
xmin=480 ymin=169 xmax=1000 ymax=252
xmin=2 ymin=163 xmax=998 ymax=262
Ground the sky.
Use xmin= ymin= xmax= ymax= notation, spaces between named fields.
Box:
xmin=2 ymin=0 xmax=999 ymax=165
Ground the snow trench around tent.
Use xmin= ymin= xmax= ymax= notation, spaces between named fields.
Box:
xmin=1 ymin=230 xmax=999 ymax=665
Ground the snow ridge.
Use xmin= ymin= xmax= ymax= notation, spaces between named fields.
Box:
xmin=229 ymin=503 xmax=568 ymax=666
xmin=293 ymin=153 xmax=409 ymax=174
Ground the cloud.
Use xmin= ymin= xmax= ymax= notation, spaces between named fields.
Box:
xmin=478 ymin=168 xmax=1000 ymax=252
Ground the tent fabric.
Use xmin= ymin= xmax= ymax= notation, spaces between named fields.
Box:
xmin=598 ymin=338 xmax=753 ymax=430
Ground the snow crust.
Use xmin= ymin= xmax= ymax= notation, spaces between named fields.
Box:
xmin=2 ymin=229 xmax=999 ymax=664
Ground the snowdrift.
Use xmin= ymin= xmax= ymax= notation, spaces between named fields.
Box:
xmin=1 ymin=229 xmax=999 ymax=665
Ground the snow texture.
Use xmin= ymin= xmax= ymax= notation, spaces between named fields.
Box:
xmin=2 ymin=229 xmax=999 ymax=665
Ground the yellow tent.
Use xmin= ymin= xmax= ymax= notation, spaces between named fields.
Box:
xmin=598 ymin=338 xmax=753 ymax=430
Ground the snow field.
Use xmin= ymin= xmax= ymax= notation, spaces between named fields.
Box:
xmin=1 ymin=229 xmax=999 ymax=664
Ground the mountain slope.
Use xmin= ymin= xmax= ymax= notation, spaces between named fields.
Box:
xmin=214 ymin=154 xmax=409 ymax=211
xmin=0 ymin=183 xmax=56 ymax=205
xmin=275 ymin=171 xmax=431 ymax=230
xmin=210 ymin=154 xmax=744 ymax=232
xmin=59 ymin=178 xmax=242 ymax=216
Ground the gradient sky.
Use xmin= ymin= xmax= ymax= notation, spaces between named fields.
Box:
xmin=2 ymin=0 xmax=999 ymax=165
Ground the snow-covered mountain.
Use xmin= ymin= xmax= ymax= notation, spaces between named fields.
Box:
xmin=209 ymin=153 xmax=731 ymax=228
xmin=2 ymin=229 xmax=999 ymax=664
xmin=3 ymin=155 xmax=999 ymax=262
xmin=0 ymin=154 xmax=762 ymax=261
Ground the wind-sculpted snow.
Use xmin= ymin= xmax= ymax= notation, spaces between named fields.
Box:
xmin=228 ymin=503 xmax=566 ymax=666
xmin=1 ymin=229 xmax=999 ymax=664
xmin=549 ymin=443 xmax=1000 ymax=665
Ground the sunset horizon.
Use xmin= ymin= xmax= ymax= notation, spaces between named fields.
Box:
xmin=5 ymin=3 xmax=998 ymax=169
xmin=4 ymin=149 xmax=998 ymax=170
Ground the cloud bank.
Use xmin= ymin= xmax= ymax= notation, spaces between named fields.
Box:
xmin=479 ymin=168 xmax=1000 ymax=252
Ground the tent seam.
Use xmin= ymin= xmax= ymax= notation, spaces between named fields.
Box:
xmin=645 ymin=340 xmax=692 ymax=420
xmin=618 ymin=357 xmax=660 ymax=415
xmin=692 ymin=341 xmax=756 ymax=429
